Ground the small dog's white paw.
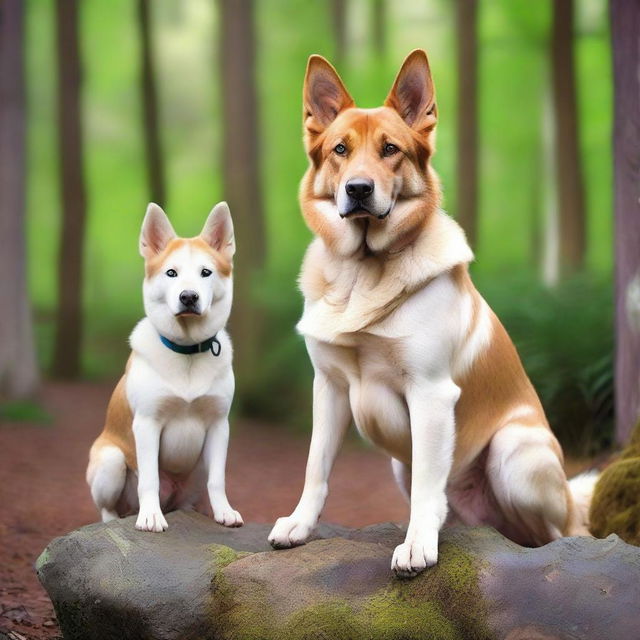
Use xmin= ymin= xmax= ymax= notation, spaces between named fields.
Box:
xmin=214 ymin=508 xmax=244 ymax=528
xmin=391 ymin=533 xmax=438 ymax=578
xmin=268 ymin=516 xmax=313 ymax=549
xmin=135 ymin=509 xmax=168 ymax=532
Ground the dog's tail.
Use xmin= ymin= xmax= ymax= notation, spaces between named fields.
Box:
xmin=567 ymin=470 xmax=599 ymax=535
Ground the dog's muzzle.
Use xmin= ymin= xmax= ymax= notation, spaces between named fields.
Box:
xmin=177 ymin=289 xmax=201 ymax=316
xmin=339 ymin=178 xmax=390 ymax=220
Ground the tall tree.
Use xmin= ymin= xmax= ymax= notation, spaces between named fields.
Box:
xmin=541 ymin=87 xmax=560 ymax=285
xmin=611 ymin=0 xmax=640 ymax=444
xmin=550 ymin=0 xmax=586 ymax=277
xmin=332 ymin=0 xmax=347 ymax=69
xmin=0 ymin=0 xmax=39 ymax=399
xmin=455 ymin=0 xmax=479 ymax=250
xmin=372 ymin=0 xmax=386 ymax=59
xmin=52 ymin=0 xmax=87 ymax=378
xmin=137 ymin=0 xmax=166 ymax=206
xmin=218 ymin=0 xmax=266 ymax=398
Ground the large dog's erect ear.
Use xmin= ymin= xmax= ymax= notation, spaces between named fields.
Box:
xmin=139 ymin=203 xmax=177 ymax=258
xmin=200 ymin=201 xmax=235 ymax=259
xmin=385 ymin=49 xmax=436 ymax=131
xmin=303 ymin=55 xmax=354 ymax=134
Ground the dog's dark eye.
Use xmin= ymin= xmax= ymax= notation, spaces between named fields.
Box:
xmin=334 ymin=143 xmax=347 ymax=156
xmin=383 ymin=143 xmax=399 ymax=157
xmin=201 ymin=268 xmax=212 ymax=278
xmin=166 ymin=269 xmax=177 ymax=278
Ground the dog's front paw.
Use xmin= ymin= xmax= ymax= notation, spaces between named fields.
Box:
xmin=268 ymin=516 xmax=314 ymax=549
xmin=135 ymin=508 xmax=168 ymax=532
xmin=391 ymin=531 xmax=438 ymax=578
xmin=214 ymin=507 xmax=244 ymax=528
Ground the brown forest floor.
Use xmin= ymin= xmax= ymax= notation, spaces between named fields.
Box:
xmin=0 ymin=382 xmax=594 ymax=640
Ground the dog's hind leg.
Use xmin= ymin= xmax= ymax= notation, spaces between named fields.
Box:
xmin=486 ymin=424 xmax=570 ymax=545
xmin=391 ymin=458 xmax=411 ymax=502
xmin=87 ymin=442 xmax=127 ymax=522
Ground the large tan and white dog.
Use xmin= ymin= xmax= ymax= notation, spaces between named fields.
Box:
xmin=268 ymin=50 xmax=592 ymax=576
xmin=87 ymin=202 xmax=243 ymax=531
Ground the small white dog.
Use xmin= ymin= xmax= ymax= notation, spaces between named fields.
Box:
xmin=86 ymin=202 xmax=243 ymax=531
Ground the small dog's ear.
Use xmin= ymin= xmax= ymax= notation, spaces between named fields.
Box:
xmin=303 ymin=55 xmax=354 ymax=135
xmin=385 ymin=49 xmax=437 ymax=132
xmin=139 ymin=203 xmax=176 ymax=258
xmin=201 ymin=201 xmax=235 ymax=259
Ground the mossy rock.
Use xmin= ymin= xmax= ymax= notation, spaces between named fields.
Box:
xmin=590 ymin=421 xmax=640 ymax=545
xmin=212 ymin=533 xmax=489 ymax=640
xmin=37 ymin=511 xmax=640 ymax=640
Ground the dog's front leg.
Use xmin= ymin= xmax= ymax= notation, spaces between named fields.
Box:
xmin=392 ymin=379 xmax=459 ymax=577
xmin=203 ymin=418 xmax=243 ymax=527
xmin=268 ymin=373 xmax=351 ymax=548
xmin=133 ymin=415 xmax=168 ymax=532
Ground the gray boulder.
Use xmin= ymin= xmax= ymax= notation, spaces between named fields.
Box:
xmin=36 ymin=511 xmax=640 ymax=640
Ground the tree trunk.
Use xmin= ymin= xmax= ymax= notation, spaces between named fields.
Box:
xmin=331 ymin=0 xmax=347 ymax=69
xmin=0 ymin=0 xmax=39 ymax=400
xmin=551 ymin=0 xmax=586 ymax=277
xmin=541 ymin=85 xmax=560 ymax=286
xmin=52 ymin=0 xmax=87 ymax=379
xmin=372 ymin=0 xmax=386 ymax=59
xmin=455 ymin=0 xmax=479 ymax=250
xmin=218 ymin=0 xmax=265 ymax=400
xmin=611 ymin=0 xmax=640 ymax=444
xmin=137 ymin=0 xmax=166 ymax=206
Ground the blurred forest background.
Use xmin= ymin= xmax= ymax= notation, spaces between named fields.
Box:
xmin=2 ymin=0 xmax=639 ymax=457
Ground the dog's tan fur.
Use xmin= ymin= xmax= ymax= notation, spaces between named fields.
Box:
xmin=89 ymin=368 xmax=136 ymax=471
xmin=269 ymin=50 xmax=590 ymax=576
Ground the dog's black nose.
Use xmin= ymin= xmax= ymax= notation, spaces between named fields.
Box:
xmin=345 ymin=178 xmax=374 ymax=201
xmin=179 ymin=290 xmax=199 ymax=307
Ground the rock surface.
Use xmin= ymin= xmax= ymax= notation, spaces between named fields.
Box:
xmin=37 ymin=511 xmax=640 ymax=640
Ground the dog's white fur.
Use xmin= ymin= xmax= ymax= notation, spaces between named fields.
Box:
xmin=87 ymin=202 xmax=242 ymax=531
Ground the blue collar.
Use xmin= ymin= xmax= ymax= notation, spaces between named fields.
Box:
xmin=159 ymin=333 xmax=221 ymax=356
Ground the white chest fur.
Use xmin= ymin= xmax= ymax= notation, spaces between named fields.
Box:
xmin=126 ymin=318 xmax=234 ymax=475
xmin=302 ymin=273 xmax=467 ymax=462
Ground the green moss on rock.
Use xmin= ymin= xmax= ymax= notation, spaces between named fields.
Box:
xmin=590 ymin=420 xmax=640 ymax=546
xmin=35 ymin=547 xmax=50 ymax=573
xmin=208 ymin=544 xmax=276 ymax=640
xmin=590 ymin=457 xmax=640 ymax=545
xmin=283 ymin=601 xmax=360 ymax=640
xmin=209 ymin=544 xmax=250 ymax=570
xmin=364 ymin=590 xmax=458 ymax=640
xmin=208 ymin=535 xmax=491 ymax=640
xmin=378 ymin=538 xmax=491 ymax=640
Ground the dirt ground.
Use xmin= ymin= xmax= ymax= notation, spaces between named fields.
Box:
xmin=0 ymin=381 xmax=413 ymax=640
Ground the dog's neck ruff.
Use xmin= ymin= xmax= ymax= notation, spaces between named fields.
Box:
xmin=297 ymin=209 xmax=474 ymax=341
xmin=159 ymin=333 xmax=222 ymax=356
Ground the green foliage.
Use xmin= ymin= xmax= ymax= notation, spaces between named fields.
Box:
xmin=239 ymin=271 xmax=313 ymax=424
xmin=0 ymin=400 xmax=52 ymax=424
xmin=479 ymin=272 xmax=614 ymax=455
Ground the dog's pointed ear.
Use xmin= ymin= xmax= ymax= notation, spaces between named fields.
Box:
xmin=303 ymin=55 xmax=354 ymax=136
xmin=385 ymin=49 xmax=437 ymax=132
xmin=139 ymin=203 xmax=176 ymax=258
xmin=200 ymin=201 xmax=235 ymax=259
